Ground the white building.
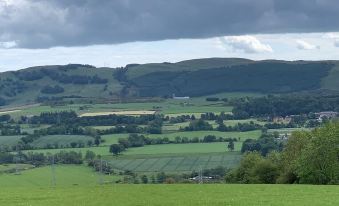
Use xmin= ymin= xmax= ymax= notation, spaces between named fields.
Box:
xmin=172 ymin=94 xmax=190 ymax=100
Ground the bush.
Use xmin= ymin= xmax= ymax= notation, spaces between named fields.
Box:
xmin=206 ymin=97 xmax=220 ymax=101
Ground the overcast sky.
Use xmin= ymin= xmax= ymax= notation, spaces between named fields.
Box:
xmin=1 ymin=0 xmax=339 ymax=71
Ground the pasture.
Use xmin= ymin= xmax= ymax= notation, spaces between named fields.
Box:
xmin=23 ymin=146 xmax=111 ymax=156
xmin=123 ymin=142 xmax=241 ymax=156
xmin=0 ymin=184 xmax=338 ymax=206
xmin=0 ymin=135 xmax=23 ymax=147
xmin=32 ymin=135 xmax=93 ymax=148
xmin=147 ymin=130 xmax=262 ymax=141
xmin=100 ymin=130 xmax=261 ymax=146
xmin=2 ymin=93 xmax=236 ymax=119
xmin=106 ymin=153 xmax=241 ymax=173
xmin=0 ymin=165 xmax=119 ymax=187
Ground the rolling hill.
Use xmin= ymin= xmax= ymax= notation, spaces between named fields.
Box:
xmin=0 ymin=58 xmax=338 ymax=106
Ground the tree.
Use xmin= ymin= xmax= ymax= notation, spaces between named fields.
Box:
xmin=296 ymin=123 xmax=339 ymax=184
xmin=94 ymin=137 xmax=101 ymax=146
xmin=225 ymin=151 xmax=279 ymax=184
xmin=85 ymin=150 xmax=96 ymax=160
xmin=156 ymin=172 xmax=166 ymax=183
xmin=278 ymin=131 xmax=310 ymax=183
xmin=141 ymin=175 xmax=148 ymax=184
xmin=70 ymin=142 xmax=77 ymax=148
xmin=110 ymin=144 xmax=124 ymax=156
xmin=227 ymin=140 xmax=235 ymax=151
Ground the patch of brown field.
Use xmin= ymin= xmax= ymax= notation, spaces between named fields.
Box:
xmin=79 ymin=110 xmax=156 ymax=117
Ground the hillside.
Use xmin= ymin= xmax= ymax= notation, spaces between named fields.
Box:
xmin=0 ymin=58 xmax=338 ymax=106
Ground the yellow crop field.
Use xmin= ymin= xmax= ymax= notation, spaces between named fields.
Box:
xmin=79 ymin=110 xmax=156 ymax=117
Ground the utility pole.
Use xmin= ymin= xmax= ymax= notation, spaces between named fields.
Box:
xmin=98 ymin=157 xmax=103 ymax=185
xmin=51 ymin=155 xmax=56 ymax=187
xmin=199 ymin=166 xmax=203 ymax=184
xmin=15 ymin=145 xmax=20 ymax=175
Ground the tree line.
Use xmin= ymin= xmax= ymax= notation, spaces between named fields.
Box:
xmin=232 ymin=94 xmax=339 ymax=118
xmin=226 ymin=122 xmax=339 ymax=185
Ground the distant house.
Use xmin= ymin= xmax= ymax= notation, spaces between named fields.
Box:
xmin=189 ymin=176 xmax=213 ymax=182
xmin=272 ymin=116 xmax=292 ymax=124
xmin=172 ymin=94 xmax=190 ymax=100
xmin=315 ymin=111 xmax=338 ymax=121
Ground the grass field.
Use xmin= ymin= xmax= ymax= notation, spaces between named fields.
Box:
xmin=32 ymin=135 xmax=93 ymax=148
xmin=0 ymin=164 xmax=34 ymax=173
xmin=106 ymin=152 xmax=241 ymax=172
xmin=100 ymin=130 xmax=260 ymax=146
xmin=25 ymin=141 xmax=241 ymax=156
xmin=123 ymin=143 xmax=241 ymax=156
xmin=0 ymin=135 xmax=23 ymax=147
xmin=267 ymin=128 xmax=312 ymax=134
xmin=0 ymin=184 xmax=338 ymax=206
xmin=3 ymin=95 xmax=234 ymax=118
xmin=147 ymin=130 xmax=262 ymax=141
xmin=0 ymin=165 xmax=119 ymax=187
xmin=24 ymin=146 xmax=111 ymax=156
xmin=101 ymin=133 xmax=130 ymax=146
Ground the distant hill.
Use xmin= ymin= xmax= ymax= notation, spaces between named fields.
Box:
xmin=0 ymin=58 xmax=339 ymax=106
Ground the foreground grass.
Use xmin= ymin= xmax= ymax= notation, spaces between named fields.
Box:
xmin=0 ymin=184 xmax=338 ymax=206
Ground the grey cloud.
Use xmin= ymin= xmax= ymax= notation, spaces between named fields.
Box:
xmin=1 ymin=0 xmax=339 ymax=48
xmin=335 ymin=40 xmax=339 ymax=47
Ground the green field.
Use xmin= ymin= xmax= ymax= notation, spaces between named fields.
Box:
xmin=20 ymin=124 xmax=51 ymax=134
xmin=32 ymin=135 xmax=93 ymax=148
xmin=101 ymin=133 xmax=131 ymax=146
xmin=267 ymin=128 xmax=312 ymax=134
xmin=0 ymin=165 xmax=119 ymax=187
xmin=124 ymin=143 xmax=241 ymax=156
xmin=3 ymin=96 xmax=233 ymax=119
xmin=147 ymin=130 xmax=261 ymax=141
xmin=0 ymin=135 xmax=23 ymax=147
xmin=0 ymin=184 xmax=338 ymax=206
xmin=0 ymin=164 xmax=34 ymax=173
xmin=24 ymin=146 xmax=111 ymax=156
xmin=100 ymin=130 xmax=261 ymax=146
xmin=107 ymin=153 xmax=241 ymax=172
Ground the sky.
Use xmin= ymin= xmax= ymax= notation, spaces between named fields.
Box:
xmin=1 ymin=0 xmax=339 ymax=71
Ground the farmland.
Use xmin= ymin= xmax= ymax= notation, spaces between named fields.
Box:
xmin=32 ymin=135 xmax=93 ymax=148
xmin=1 ymin=85 xmax=336 ymax=206
xmin=0 ymin=184 xmax=338 ymax=206
xmin=0 ymin=165 xmax=119 ymax=187
xmin=100 ymin=130 xmax=261 ymax=145
xmin=106 ymin=152 xmax=241 ymax=173
xmin=0 ymin=135 xmax=23 ymax=147
xmin=79 ymin=110 xmax=157 ymax=117
xmin=123 ymin=143 xmax=241 ymax=156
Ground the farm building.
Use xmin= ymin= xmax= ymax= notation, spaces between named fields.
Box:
xmin=272 ymin=116 xmax=292 ymax=124
xmin=316 ymin=111 xmax=338 ymax=121
xmin=172 ymin=94 xmax=190 ymax=100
